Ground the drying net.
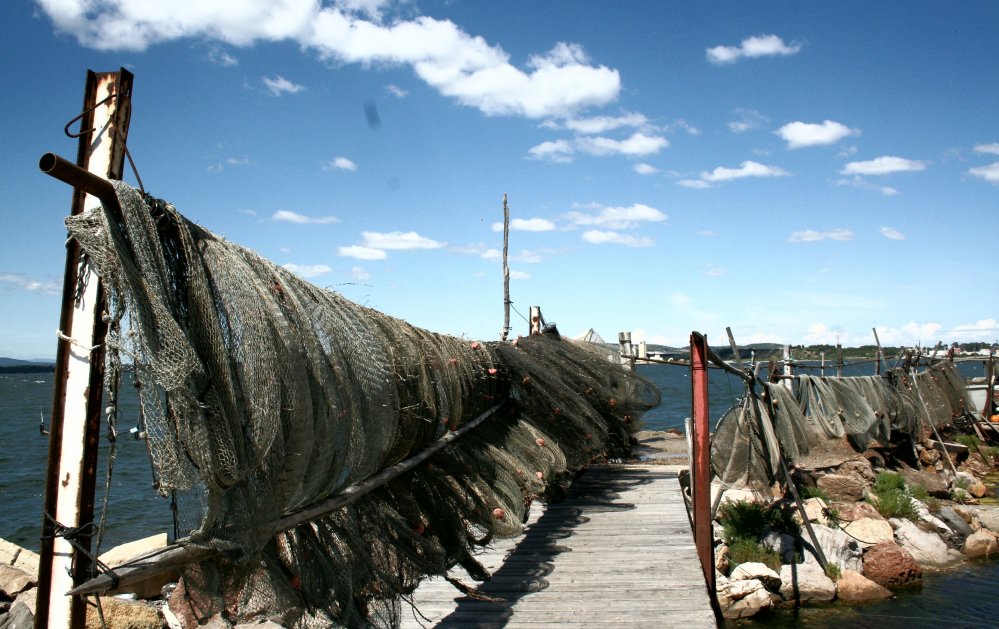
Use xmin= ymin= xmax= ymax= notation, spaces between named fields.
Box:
xmin=65 ymin=182 xmax=659 ymax=627
xmin=712 ymin=362 xmax=975 ymax=489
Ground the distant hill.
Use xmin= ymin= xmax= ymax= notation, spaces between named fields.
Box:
xmin=0 ymin=357 xmax=55 ymax=373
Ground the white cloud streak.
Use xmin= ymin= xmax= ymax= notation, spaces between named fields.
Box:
xmin=728 ymin=108 xmax=768 ymax=133
xmin=273 ymin=209 xmax=339 ymax=224
xmin=840 ymin=156 xmax=927 ymax=175
xmin=973 ymin=143 xmax=999 ymax=155
xmin=880 ymin=227 xmax=905 ymax=240
xmin=322 ymin=157 xmax=358 ymax=172
xmin=338 ymin=245 xmax=388 ymax=260
xmin=262 ymin=75 xmax=305 ymax=96
xmin=776 ymin=120 xmax=859 ymax=149
xmin=680 ymin=161 xmax=789 ymax=188
xmin=282 ymin=263 xmax=332 ymax=278
xmin=633 ymin=163 xmax=659 ymax=175
xmin=707 ymin=34 xmax=802 ymax=65
xmin=566 ymin=203 xmax=666 ymax=229
xmin=968 ymin=162 xmax=999 ymax=183
xmin=490 ymin=218 xmax=556 ymax=232
xmin=581 ymin=230 xmax=653 ymax=247
xmin=787 ymin=228 xmax=853 ymax=243
xmin=360 ymin=231 xmax=444 ymax=250
xmin=529 ymin=132 xmax=668 ymax=162
xmin=0 ymin=273 xmax=60 ymax=295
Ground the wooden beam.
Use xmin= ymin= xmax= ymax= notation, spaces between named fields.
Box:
xmin=36 ymin=68 xmax=133 ymax=629
xmin=688 ymin=332 xmax=714 ymax=601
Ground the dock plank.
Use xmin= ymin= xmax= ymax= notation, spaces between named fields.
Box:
xmin=400 ymin=464 xmax=717 ymax=628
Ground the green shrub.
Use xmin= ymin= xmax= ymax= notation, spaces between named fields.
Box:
xmin=956 ymin=434 xmax=980 ymax=449
xmin=824 ymin=561 xmax=842 ymax=581
xmin=799 ymin=485 xmax=829 ymax=501
xmin=728 ymin=537 xmax=783 ymax=572
xmin=718 ymin=500 xmax=769 ymax=544
xmin=873 ymin=471 xmax=906 ymax=496
xmin=869 ymin=471 xmax=921 ymax=521
xmin=909 ymin=484 xmax=930 ymax=501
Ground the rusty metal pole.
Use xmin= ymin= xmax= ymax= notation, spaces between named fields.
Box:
xmin=689 ymin=332 xmax=715 ymax=598
xmin=35 ymin=68 xmax=132 ymax=629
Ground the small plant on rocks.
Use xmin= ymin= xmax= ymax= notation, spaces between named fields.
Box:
xmin=869 ymin=471 xmax=921 ymax=521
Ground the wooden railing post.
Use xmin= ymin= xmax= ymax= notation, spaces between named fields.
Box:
xmin=689 ymin=332 xmax=714 ymax=598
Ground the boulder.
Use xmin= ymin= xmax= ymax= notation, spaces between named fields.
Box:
xmin=836 ymin=457 xmax=876 ymax=485
xmin=0 ymin=565 xmax=34 ymax=598
xmin=0 ymin=540 xmax=38 ymax=579
xmin=234 ymin=623 xmax=286 ymax=629
xmin=778 ymin=561 xmax=836 ymax=603
xmin=831 ymin=501 xmax=882 ymax=522
xmin=798 ymin=497 xmax=830 ymax=526
xmin=918 ymin=446 xmax=941 ymax=466
xmin=964 ymin=506 xmax=999 ymax=532
xmin=908 ymin=499 xmax=954 ymax=537
xmin=956 ymin=472 xmax=988 ymax=498
xmin=761 ymin=531 xmax=799 ymax=564
xmin=938 ymin=506 xmax=973 ymax=537
xmin=835 ymin=569 xmax=893 ymax=602
xmin=99 ymin=533 xmax=177 ymax=599
xmin=962 ymin=530 xmax=999 ymax=559
xmin=816 ymin=473 xmax=866 ymax=502
xmin=840 ymin=518 xmax=894 ymax=548
xmin=0 ymin=601 xmax=34 ymax=629
xmin=899 ymin=468 xmax=950 ymax=498
xmin=890 ymin=518 xmax=965 ymax=569
xmin=84 ymin=597 xmax=163 ymax=629
xmin=863 ymin=541 xmax=922 ymax=588
xmin=801 ymin=524 xmax=863 ymax=573
xmin=730 ymin=562 xmax=781 ymax=592
xmin=714 ymin=542 xmax=730 ymax=575
xmin=716 ymin=575 xmax=778 ymax=620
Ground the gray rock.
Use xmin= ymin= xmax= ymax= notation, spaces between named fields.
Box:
xmin=778 ymin=562 xmax=836 ymax=603
xmin=717 ymin=577 xmax=778 ymax=620
xmin=801 ymin=524 xmax=863 ymax=573
xmin=938 ymin=506 xmax=973 ymax=537
xmin=0 ymin=566 xmax=34 ymax=598
xmin=839 ymin=518 xmax=894 ymax=548
xmin=890 ymin=518 xmax=965 ymax=569
xmin=761 ymin=531 xmax=799 ymax=564
xmin=730 ymin=562 xmax=781 ymax=593
xmin=0 ymin=601 xmax=33 ymax=629
xmin=817 ymin=473 xmax=867 ymax=502
xmin=836 ymin=569 xmax=893 ymax=602
xmin=962 ymin=530 xmax=999 ymax=559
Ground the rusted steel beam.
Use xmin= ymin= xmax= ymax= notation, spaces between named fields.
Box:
xmin=689 ymin=332 xmax=715 ymax=601
xmin=39 ymin=153 xmax=120 ymax=213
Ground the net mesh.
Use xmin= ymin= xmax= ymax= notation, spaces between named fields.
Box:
xmin=66 ymin=182 xmax=659 ymax=627
xmin=711 ymin=362 xmax=975 ymax=489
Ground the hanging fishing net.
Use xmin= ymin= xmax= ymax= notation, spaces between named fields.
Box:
xmin=65 ymin=181 xmax=660 ymax=627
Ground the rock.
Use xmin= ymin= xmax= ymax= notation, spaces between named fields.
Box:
xmin=0 ymin=601 xmax=34 ymax=629
xmin=918 ymin=446 xmax=941 ymax=466
xmin=958 ymin=506 xmax=999 ymax=532
xmin=761 ymin=531 xmax=799 ymax=564
xmin=798 ymin=497 xmax=830 ymax=526
xmin=801 ymin=524 xmax=863 ymax=573
xmin=962 ymin=530 xmax=999 ymax=559
xmin=938 ymin=506 xmax=973 ymax=537
xmin=778 ymin=562 xmax=836 ymax=603
xmin=816 ymin=473 xmax=867 ymax=502
xmin=840 ymin=518 xmax=894 ymax=548
xmin=956 ymin=472 xmax=988 ymax=498
xmin=0 ymin=565 xmax=34 ymax=598
xmin=99 ymin=533 xmax=177 ymax=599
xmin=234 ymin=623 xmax=286 ymax=629
xmin=835 ymin=569 xmax=893 ymax=602
xmin=863 ymin=541 xmax=922 ymax=588
xmin=899 ymin=468 xmax=950 ymax=498
xmin=0 ymin=540 xmax=38 ymax=579
xmin=907 ymin=499 xmax=954 ymax=537
xmin=863 ymin=449 xmax=886 ymax=469
xmin=836 ymin=457 xmax=876 ymax=485
xmin=890 ymin=518 xmax=965 ymax=569
xmin=714 ymin=542 xmax=730 ymax=575
xmin=831 ymin=501 xmax=883 ymax=522
xmin=730 ymin=562 xmax=781 ymax=592
xmin=14 ymin=587 xmax=35 ymax=616
xmin=84 ymin=597 xmax=163 ymax=629
xmin=716 ymin=576 xmax=778 ymax=620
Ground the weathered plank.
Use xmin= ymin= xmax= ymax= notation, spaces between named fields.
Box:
xmin=400 ymin=464 xmax=717 ymax=628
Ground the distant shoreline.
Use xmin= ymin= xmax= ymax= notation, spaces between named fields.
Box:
xmin=0 ymin=365 xmax=55 ymax=374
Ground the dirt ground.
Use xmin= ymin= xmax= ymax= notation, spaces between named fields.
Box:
xmin=629 ymin=430 xmax=690 ymax=466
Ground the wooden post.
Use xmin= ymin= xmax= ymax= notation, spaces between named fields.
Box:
xmin=36 ymin=69 xmax=133 ymax=629
xmin=820 ymin=352 xmax=826 ymax=377
xmin=873 ymin=327 xmax=883 ymax=375
xmin=726 ymin=326 xmax=746 ymax=370
xmin=529 ymin=306 xmax=542 ymax=335
xmin=618 ymin=332 xmax=634 ymax=371
xmin=836 ymin=343 xmax=844 ymax=377
xmin=500 ymin=194 xmax=511 ymax=341
xmin=689 ymin=333 xmax=715 ymax=599
xmin=782 ymin=344 xmax=793 ymax=391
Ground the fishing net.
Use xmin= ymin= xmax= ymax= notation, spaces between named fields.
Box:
xmin=65 ymin=181 xmax=659 ymax=627
xmin=710 ymin=362 xmax=976 ymax=489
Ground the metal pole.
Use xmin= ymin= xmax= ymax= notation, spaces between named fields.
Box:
xmin=689 ymin=332 xmax=715 ymax=599
xmin=873 ymin=327 xmax=883 ymax=375
xmin=500 ymin=193 xmax=511 ymax=341
xmin=36 ymin=68 xmax=133 ymax=629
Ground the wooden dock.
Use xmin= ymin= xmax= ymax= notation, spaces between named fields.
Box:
xmin=400 ymin=464 xmax=717 ymax=628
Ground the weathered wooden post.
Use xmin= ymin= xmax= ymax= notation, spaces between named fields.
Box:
xmin=873 ymin=328 xmax=883 ymax=375
xmin=618 ymin=332 xmax=634 ymax=371
xmin=500 ymin=194 xmax=511 ymax=341
xmin=782 ymin=344 xmax=793 ymax=391
xmin=36 ymin=68 xmax=133 ymax=629
xmin=529 ymin=306 xmax=542 ymax=335
xmin=689 ymin=333 xmax=715 ymax=599
xmin=836 ymin=343 xmax=844 ymax=377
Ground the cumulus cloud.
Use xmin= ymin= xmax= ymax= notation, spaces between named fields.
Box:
xmin=835 ymin=176 xmax=898 ymax=196
xmin=338 ymin=245 xmax=388 ymax=260
xmin=509 ymin=269 xmax=531 ymax=280
xmin=566 ymin=203 xmax=666 ymax=229
xmin=880 ymin=227 xmax=905 ymax=240
xmin=968 ymin=162 xmax=999 ymax=184
xmin=948 ymin=319 xmax=999 ymax=340
xmin=633 ymin=163 xmax=659 ymax=175
xmin=385 ymin=84 xmax=408 ymax=98
xmin=527 ymin=139 xmax=574 ymax=163
xmin=273 ymin=209 xmax=339 ymax=224
xmin=787 ymin=228 xmax=853 ymax=243
xmin=707 ymin=34 xmax=802 ymax=65
xmin=776 ymin=120 xmax=859 ymax=149
xmin=840 ymin=156 xmax=926 ymax=175
xmin=0 ymin=273 xmax=60 ymax=295
xmin=360 ymin=231 xmax=444 ymax=250
xmin=680 ymin=161 xmax=789 ymax=188
xmin=581 ymin=230 xmax=653 ymax=247
xmin=529 ymin=132 xmax=668 ymax=162
xmin=560 ymin=111 xmax=649 ymax=135
xmin=321 ymin=156 xmax=358 ymax=172
xmin=36 ymin=1 xmax=620 ymax=120
xmin=973 ymin=143 xmax=999 ymax=155
xmin=281 ymin=263 xmax=332 ymax=278
xmin=350 ymin=266 xmax=371 ymax=281
xmin=262 ymin=75 xmax=305 ymax=96
xmin=490 ymin=218 xmax=556 ymax=232
xmin=728 ymin=108 xmax=768 ymax=133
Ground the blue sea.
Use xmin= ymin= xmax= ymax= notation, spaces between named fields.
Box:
xmin=1 ymin=357 xmax=995 ymax=627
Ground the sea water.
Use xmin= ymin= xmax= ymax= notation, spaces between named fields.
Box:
xmin=0 ymin=359 xmax=995 ymax=627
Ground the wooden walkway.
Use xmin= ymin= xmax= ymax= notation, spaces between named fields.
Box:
xmin=400 ymin=464 xmax=717 ymax=628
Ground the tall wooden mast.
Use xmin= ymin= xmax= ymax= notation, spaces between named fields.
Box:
xmin=35 ymin=68 xmax=133 ymax=629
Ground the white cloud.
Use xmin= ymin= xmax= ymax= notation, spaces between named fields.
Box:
xmin=385 ymin=84 xmax=408 ymax=98
xmin=728 ymin=108 xmax=768 ymax=133
xmin=707 ymin=34 xmax=802 ymax=65
xmin=973 ymin=143 xmax=999 ymax=155
xmin=880 ymin=226 xmax=905 ymax=240
xmin=207 ymin=46 xmax=238 ymax=67
xmin=575 ymin=132 xmax=668 ymax=157
xmin=273 ymin=209 xmax=339 ymax=224
xmin=0 ymin=273 xmax=60 ymax=295
xmin=698 ymin=160 xmax=789 ymax=184
xmin=581 ymin=230 xmax=653 ymax=247
xmin=360 ymin=231 xmax=444 ymax=250
xmin=835 ymin=176 xmax=899 ymax=196
xmin=37 ymin=2 xmax=620 ymax=120
xmin=948 ymin=319 xmax=999 ymax=340
xmin=633 ymin=163 xmax=659 ymax=175
xmin=262 ymin=75 xmax=305 ymax=96
xmin=802 ymin=323 xmax=845 ymax=346
xmin=338 ymin=245 xmax=387 ymax=260
xmin=840 ymin=156 xmax=926 ymax=175
xmin=350 ymin=266 xmax=371 ymax=281
xmin=561 ymin=111 xmax=649 ymax=134
xmin=281 ymin=263 xmax=332 ymax=278
xmin=528 ymin=139 xmax=574 ymax=163
xmin=968 ymin=162 xmax=999 ymax=184
xmin=787 ymin=228 xmax=853 ymax=243
xmin=668 ymin=119 xmax=701 ymax=135
xmin=321 ymin=156 xmax=358 ymax=172
xmin=703 ymin=265 xmax=727 ymax=277
xmin=509 ymin=270 xmax=531 ymax=280
xmin=566 ymin=203 xmax=666 ymax=229
xmin=490 ymin=218 xmax=556 ymax=232
xmin=677 ymin=179 xmax=711 ymax=189
xmin=776 ymin=120 xmax=859 ymax=149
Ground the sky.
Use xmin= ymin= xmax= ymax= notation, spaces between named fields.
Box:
xmin=1 ymin=1 xmax=998 ymax=360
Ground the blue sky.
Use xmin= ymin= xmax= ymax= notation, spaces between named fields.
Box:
xmin=2 ymin=1 xmax=998 ymax=359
